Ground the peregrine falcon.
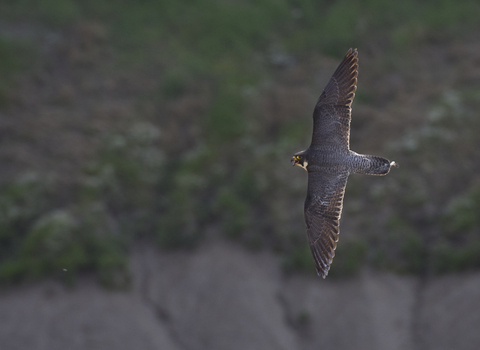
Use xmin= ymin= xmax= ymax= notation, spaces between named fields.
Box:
xmin=291 ymin=48 xmax=397 ymax=278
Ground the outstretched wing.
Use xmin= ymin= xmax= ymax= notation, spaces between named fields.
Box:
xmin=304 ymin=170 xmax=349 ymax=278
xmin=311 ymin=48 xmax=358 ymax=150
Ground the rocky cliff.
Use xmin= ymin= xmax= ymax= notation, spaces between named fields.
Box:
xmin=2 ymin=242 xmax=479 ymax=350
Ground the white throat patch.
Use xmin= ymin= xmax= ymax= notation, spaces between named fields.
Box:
xmin=299 ymin=159 xmax=308 ymax=171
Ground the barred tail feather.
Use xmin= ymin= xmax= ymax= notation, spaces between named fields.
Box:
xmin=352 ymin=154 xmax=395 ymax=176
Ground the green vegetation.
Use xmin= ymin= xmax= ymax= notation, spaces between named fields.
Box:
xmin=283 ymin=239 xmax=367 ymax=278
xmin=371 ymin=216 xmax=425 ymax=274
xmin=432 ymin=181 xmax=480 ymax=273
xmin=2 ymin=0 xmax=480 ymax=284
xmin=0 ymin=175 xmax=127 ymax=286
xmin=0 ymin=37 xmax=35 ymax=107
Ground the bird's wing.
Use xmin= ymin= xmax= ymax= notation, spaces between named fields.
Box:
xmin=311 ymin=48 xmax=358 ymax=150
xmin=304 ymin=170 xmax=349 ymax=278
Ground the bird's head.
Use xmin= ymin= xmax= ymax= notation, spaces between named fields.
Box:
xmin=291 ymin=152 xmax=308 ymax=171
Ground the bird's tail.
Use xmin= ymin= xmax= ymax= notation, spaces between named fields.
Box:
xmin=351 ymin=154 xmax=397 ymax=176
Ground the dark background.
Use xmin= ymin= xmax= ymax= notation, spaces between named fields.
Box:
xmin=1 ymin=1 xmax=480 ymax=349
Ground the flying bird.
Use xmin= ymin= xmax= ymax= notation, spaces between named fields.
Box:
xmin=292 ymin=48 xmax=397 ymax=278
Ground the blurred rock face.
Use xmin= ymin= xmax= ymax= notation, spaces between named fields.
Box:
xmin=2 ymin=242 xmax=480 ymax=350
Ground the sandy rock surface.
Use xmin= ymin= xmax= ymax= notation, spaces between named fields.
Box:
xmin=1 ymin=242 xmax=480 ymax=350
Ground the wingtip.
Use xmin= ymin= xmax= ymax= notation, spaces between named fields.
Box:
xmin=346 ymin=48 xmax=358 ymax=57
xmin=316 ymin=268 xmax=329 ymax=279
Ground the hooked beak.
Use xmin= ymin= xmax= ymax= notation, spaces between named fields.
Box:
xmin=291 ymin=157 xmax=297 ymax=166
